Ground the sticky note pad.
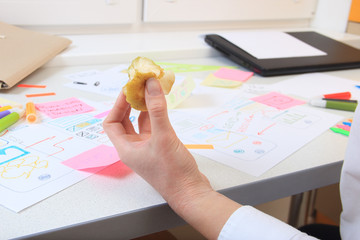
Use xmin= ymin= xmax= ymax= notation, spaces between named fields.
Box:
xmin=213 ymin=68 xmax=253 ymax=82
xmin=251 ymin=92 xmax=305 ymax=110
xmin=35 ymin=97 xmax=94 ymax=118
xmin=62 ymin=145 xmax=119 ymax=170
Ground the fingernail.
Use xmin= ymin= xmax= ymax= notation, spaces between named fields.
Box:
xmin=146 ymin=78 xmax=161 ymax=96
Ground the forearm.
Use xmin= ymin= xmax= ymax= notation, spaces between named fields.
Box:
xmin=169 ymin=189 xmax=242 ymax=240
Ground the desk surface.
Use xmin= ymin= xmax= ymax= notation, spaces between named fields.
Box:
xmin=1 ymin=30 xmax=359 ymax=239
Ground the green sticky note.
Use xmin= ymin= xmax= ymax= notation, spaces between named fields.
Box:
xmin=330 ymin=127 xmax=350 ymax=136
xmin=156 ymin=62 xmax=236 ymax=73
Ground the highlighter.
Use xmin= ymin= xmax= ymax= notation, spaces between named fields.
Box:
xmin=0 ymin=108 xmax=23 ymax=119
xmin=0 ymin=108 xmax=25 ymax=132
xmin=0 ymin=105 xmax=13 ymax=112
xmin=26 ymin=101 xmax=37 ymax=123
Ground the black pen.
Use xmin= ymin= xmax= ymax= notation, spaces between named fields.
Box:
xmin=73 ymin=81 xmax=87 ymax=85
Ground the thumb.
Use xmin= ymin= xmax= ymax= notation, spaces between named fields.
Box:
xmin=145 ymin=78 xmax=172 ymax=133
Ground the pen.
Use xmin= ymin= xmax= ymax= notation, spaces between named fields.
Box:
xmin=73 ymin=81 xmax=87 ymax=85
xmin=310 ymin=99 xmax=358 ymax=112
xmin=26 ymin=101 xmax=37 ymax=123
xmin=0 ymin=108 xmax=23 ymax=119
xmin=0 ymin=108 xmax=25 ymax=132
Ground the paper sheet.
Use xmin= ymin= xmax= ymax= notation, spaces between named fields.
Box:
xmin=271 ymin=73 xmax=360 ymax=100
xmin=220 ymin=31 xmax=327 ymax=59
xmin=171 ymin=92 xmax=342 ymax=176
xmin=64 ymin=65 xmax=128 ymax=98
xmin=0 ymin=99 xmax=139 ymax=212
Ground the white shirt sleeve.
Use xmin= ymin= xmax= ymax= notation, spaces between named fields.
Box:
xmin=218 ymin=206 xmax=317 ymax=240
xmin=340 ymin=105 xmax=360 ymax=239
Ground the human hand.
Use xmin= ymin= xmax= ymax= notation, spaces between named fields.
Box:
xmin=103 ymin=78 xmax=212 ymax=209
xmin=104 ymin=77 xmax=241 ymax=239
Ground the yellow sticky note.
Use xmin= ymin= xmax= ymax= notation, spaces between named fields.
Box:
xmin=201 ymin=74 xmax=243 ymax=88
xmin=166 ymin=77 xmax=196 ymax=109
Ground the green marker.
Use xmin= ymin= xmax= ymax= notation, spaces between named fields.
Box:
xmin=0 ymin=108 xmax=24 ymax=132
xmin=310 ymin=99 xmax=358 ymax=112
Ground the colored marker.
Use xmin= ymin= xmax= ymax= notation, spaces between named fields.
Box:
xmin=26 ymin=101 xmax=37 ymax=123
xmin=0 ymin=108 xmax=23 ymax=119
xmin=310 ymin=99 xmax=358 ymax=112
xmin=0 ymin=104 xmax=22 ymax=112
xmin=0 ymin=108 xmax=24 ymax=132
xmin=0 ymin=105 xmax=13 ymax=112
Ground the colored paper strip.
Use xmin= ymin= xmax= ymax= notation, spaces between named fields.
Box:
xmin=336 ymin=124 xmax=351 ymax=131
xmin=184 ymin=144 xmax=214 ymax=149
xmin=342 ymin=121 xmax=352 ymax=126
xmin=156 ymin=62 xmax=236 ymax=73
xmin=62 ymin=145 xmax=120 ymax=170
xmin=17 ymin=84 xmax=46 ymax=88
xmin=330 ymin=127 xmax=350 ymax=136
xmin=26 ymin=92 xmax=56 ymax=98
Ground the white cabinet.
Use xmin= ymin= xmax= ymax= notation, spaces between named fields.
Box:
xmin=143 ymin=0 xmax=318 ymax=23
xmin=0 ymin=0 xmax=140 ymax=25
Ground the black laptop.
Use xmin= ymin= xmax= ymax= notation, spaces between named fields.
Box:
xmin=205 ymin=31 xmax=360 ymax=77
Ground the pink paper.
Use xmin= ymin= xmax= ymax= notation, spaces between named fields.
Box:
xmin=336 ymin=124 xmax=351 ymax=131
xmin=94 ymin=110 xmax=111 ymax=119
xmin=35 ymin=97 xmax=94 ymax=119
xmin=62 ymin=145 xmax=120 ymax=170
xmin=251 ymin=92 xmax=305 ymax=110
xmin=213 ymin=68 xmax=253 ymax=82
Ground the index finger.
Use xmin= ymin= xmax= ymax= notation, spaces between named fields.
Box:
xmin=104 ymin=91 xmax=130 ymax=124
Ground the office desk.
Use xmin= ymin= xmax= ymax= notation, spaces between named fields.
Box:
xmin=1 ymin=34 xmax=359 ymax=239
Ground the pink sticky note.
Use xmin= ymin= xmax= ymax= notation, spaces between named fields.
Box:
xmin=35 ymin=97 xmax=94 ymax=118
xmin=213 ymin=68 xmax=253 ymax=82
xmin=62 ymin=145 xmax=120 ymax=170
xmin=251 ymin=92 xmax=305 ymax=110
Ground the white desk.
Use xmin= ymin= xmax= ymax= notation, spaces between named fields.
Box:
xmin=1 ymin=30 xmax=359 ymax=239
